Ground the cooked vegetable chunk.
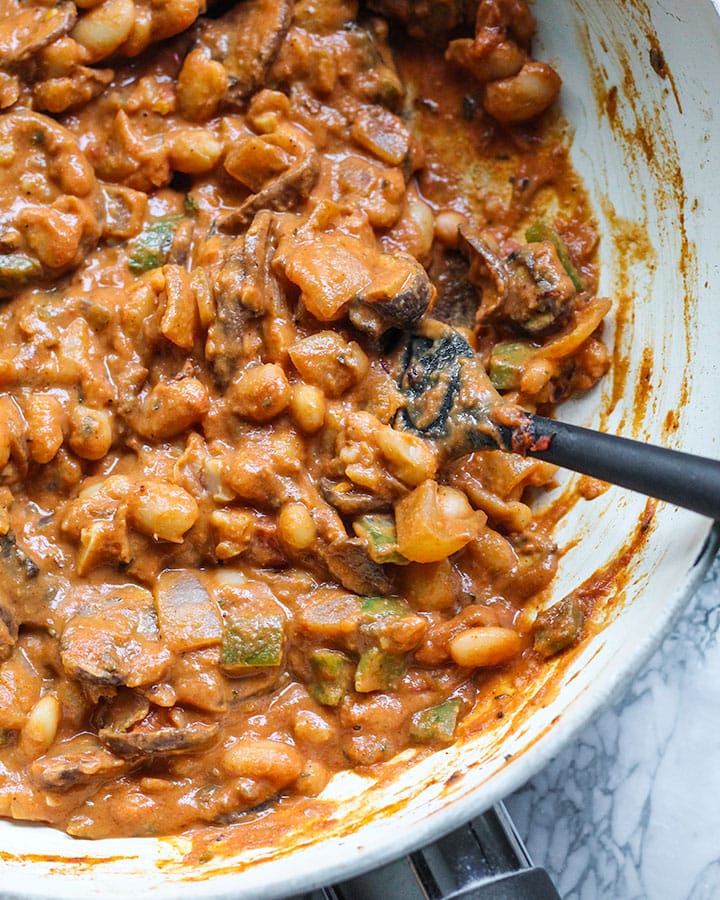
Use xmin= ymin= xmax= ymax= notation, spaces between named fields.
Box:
xmin=410 ymin=698 xmax=462 ymax=743
xmin=355 ymin=647 xmax=406 ymax=693
xmin=154 ymin=571 xmax=224 ymax=653
xmin=0 ymin=0 xmax=611 ymax=840
xmin=533 ymin=593 xmax=585 ymax=658
xmin=309 ymin=649 xmax=355 ymax=707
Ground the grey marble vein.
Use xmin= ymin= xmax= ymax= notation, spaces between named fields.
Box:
xmin=507 ymin=554 xmax=720 ymax=900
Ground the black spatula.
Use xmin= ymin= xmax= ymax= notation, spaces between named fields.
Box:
xmin=395 ymin=327 xmax=720 ymax=520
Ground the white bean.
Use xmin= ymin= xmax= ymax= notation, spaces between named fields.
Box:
xmin=20 ymin=695 xmax=61 ymax=757
xmin=71 ymin=0 xmax=136 ymax=63
xmin=449 ymin=626 xmax=523 ymax=668
xmin=221 ymin=739 xmax=304 ymax=788
xmin=483 ymin=61 xmax=562 ymax=124
xmin=128 ymin=480 xmax=198 ymax=543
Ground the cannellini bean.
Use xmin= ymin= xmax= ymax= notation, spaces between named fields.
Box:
xmin=289 ymin=383 xmax=325 ymax=434
xmin=133 ymin=377 xmax=210 ymax=441
xmin=177 ymin=48 xmax=229 ymax=122
xmin=519 ymin=357 xmax=556 ymax=394
xmin=71 ymin=0 xmax=136 ymax=63
xmin=449 ymin=626 xmax=523 ymax=668
xmin=483 ymin=60 xmax=562 ymax=123
xmin=25 ymin=394 xmax=65 ymax=465
xmin=375 ymin=426 xmax=437 ymax=487
xmin=295 ymin=759 xmax=330 ymax=797
xmin=278 ymin=501 xmax=316 ymax=551
xmin=148 ymin=0 xmax=203 ymax=43
xmin=128 ymin=480 xmax=199 ymax=542
xmin=220 ymin=739 xmax=304 ymax=788
xmin=167 ymin=129 xmax=222 ymax=175
xmin=434 ymin=210 xmax=467 ymax=249
xmin=447 ymin=37 xmax=525 ymax=83
xmin=20 ymin=695 xmax=61 ymax=757
xmin=468 ymin=527 xmax=518 ymax=575
xmin=210 ymin=508 xmax=254 ymax=560
xmin=116 ymin=1 xmax=151 ymax=57
xmin=228 ymin=364 xmax=290 ymax=423
xmin=479 ymin=41 xmax=527 ymax=81
xmin=68 ymin=404 xmax=113 ymax=461
xmin=293 ymin=709 xmax=334 ymax=744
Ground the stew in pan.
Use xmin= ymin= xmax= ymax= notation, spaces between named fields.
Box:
xmin=0 ymin=0 xmax=610 ymax=837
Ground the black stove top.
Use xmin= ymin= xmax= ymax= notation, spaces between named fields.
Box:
xmin=289 ymin=803 xmax=560 ymax=900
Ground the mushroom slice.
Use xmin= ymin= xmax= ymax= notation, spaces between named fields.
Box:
xmin=348 ymin=252 xmax=435 ymax=337
xmin=320 ymin=478 xmax=392 ymax=517
xmin=0 ymin=1 xmax=76 ymax=65
xmin=95 ymin=689 xmax=150 ymax=733
xmin=0 ymin=529 xmax=39 ymax=586
xmin=98 ymin=720 xmax=219 ymax=759
xmin=459 ymin=224 xmax=577 ymax=335
xmin=0 ymin=601 xmax=18 ymax=663
xmin=209 ymin=211 xmax=289 ymax=383
xmin=365 ymin=0 xmax=475 ymax=40
xmin=198 ymin=0 xmax=293 ymax=109
xmin=219 ymin=150 xmax=320 ymax=234
xmin=323 ymin=537 xmax=394 ymax=596
xmin=60 ymin=584 xmax=172 ymax=688
xmin=30 ymin=734 xmax=130 ymax=791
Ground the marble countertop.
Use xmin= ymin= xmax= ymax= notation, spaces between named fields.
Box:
xmin=506 ymin=548 xmax=720 ymax=899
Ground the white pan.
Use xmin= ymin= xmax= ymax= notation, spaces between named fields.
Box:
xmin=2 ymin=1 xmax=719 ymax=896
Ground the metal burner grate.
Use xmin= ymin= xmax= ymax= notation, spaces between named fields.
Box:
xmin=290 ymin=802 xmax=560 ymax=900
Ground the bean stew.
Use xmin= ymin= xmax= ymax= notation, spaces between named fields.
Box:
xmin=0 ymin=0 xmax=611 ymax=837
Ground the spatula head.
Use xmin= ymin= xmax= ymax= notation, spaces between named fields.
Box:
xmin=394 ymin=328 xmax=509 ymax=455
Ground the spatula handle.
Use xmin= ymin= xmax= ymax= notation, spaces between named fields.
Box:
xmin=526 ymin=415 xmax=720 ymax=520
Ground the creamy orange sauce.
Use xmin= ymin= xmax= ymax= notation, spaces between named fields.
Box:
xmin=0 ymin=0 xmax=613 ymax=838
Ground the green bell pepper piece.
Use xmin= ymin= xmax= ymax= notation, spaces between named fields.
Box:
xmin=488 ymin=341 xmax=538 ymax=391
xmin=525 ymin=219 xmax=583 ymax=291
xmin=220 ymin=613 xmax=284 ymax=673
xmin=309 ymin=648 xmax=355 ymax=706
xmin=353 ymin=514 xmax=408 ymax=565
xmin=0 ymin=253 xmax=41 ymax=293
xmin=409 ymin=698 xmax=462 ymax=744
xmin=361 ymin=597 xmax=411 ymax=620
xmin=355 ymin=646 xmax=405 ymax=692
